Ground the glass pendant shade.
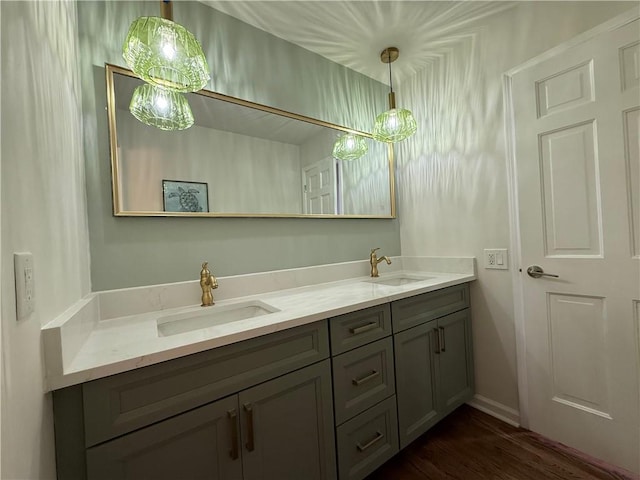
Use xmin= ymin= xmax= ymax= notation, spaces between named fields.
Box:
xmin=372 ymin=107 xmax=417 ymax=143
xmin=373 ymin=48 xmax=418 ymax=143
xmin=123 ymin=16 xmax=210 ymax=93
xmin=129 ymin=83 xmax=194 ymax=131
xmin=332 ymin=133 xmax=368 ymax=161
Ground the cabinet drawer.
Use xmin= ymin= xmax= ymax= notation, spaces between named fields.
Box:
xmin=82 ymin=321 xmax=329 ymax=447
xmin=392 ymin=283 xmax=469 ymax=333
xmin=336 ymin=395 xmax=399 ymax=480
xmin=329 ymin=303 xmax=391 ymax=355
xmin=332 ymin=337 xmax=395 ymax=425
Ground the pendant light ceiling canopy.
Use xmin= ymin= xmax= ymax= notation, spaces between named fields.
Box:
xmin=123 ymin=0 xmax=210 ymax=93
xmin=129 ymin=83 xmax=194 ymax=131
xmin=332 ymin=133 xmax=368 ymax=161
xmin=372 ymin=47 xmax=417 ymax=143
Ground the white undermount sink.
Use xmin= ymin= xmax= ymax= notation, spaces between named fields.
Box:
xmin=157 ymin=300 xmax=280 ymax=337
xmin=366 ymin=275 xmax=432 ymax=287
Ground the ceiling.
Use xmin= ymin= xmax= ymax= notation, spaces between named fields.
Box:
xmin=201 ymin=1 xmax=516 ymax=85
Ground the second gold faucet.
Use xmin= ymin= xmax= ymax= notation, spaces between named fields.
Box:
xmin=370 ymin=248 xmax=391 ymax=277
xmin=200 ymin=262 xmax=218 ymax=306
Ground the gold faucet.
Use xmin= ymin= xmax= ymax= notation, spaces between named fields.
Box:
xmin=199 ymin=262 xmax=218 ymax=307
xmin=370 ymin=248 xmax=391 ymax=277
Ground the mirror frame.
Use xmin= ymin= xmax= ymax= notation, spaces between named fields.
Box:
xmin=105 ymin=64 xmax=396 ymax=219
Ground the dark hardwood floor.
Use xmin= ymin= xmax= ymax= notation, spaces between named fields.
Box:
xmin=367 ymin=405 xmax=638 ymax=480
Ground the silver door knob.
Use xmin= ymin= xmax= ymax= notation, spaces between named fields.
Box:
xmin=526 ymin=265 xmax=559 ymax=279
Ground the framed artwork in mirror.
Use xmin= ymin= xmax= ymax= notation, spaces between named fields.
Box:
xmin=162 ymin=180 xmax=209 ymax=213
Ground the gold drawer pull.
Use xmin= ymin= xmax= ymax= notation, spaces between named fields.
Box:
xmin=227 ymin=409 xmax=239 ymax=460
xmin=356 ymin=431 xmax=384 ymax=452
xmin=352 ymin=370 xmax=380 ymax=386
xmin=349 ymin=322 xmax=378 ymax=335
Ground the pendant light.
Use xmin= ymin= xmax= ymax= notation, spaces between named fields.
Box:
xmin=372 ymin=47 xmax=417 ymax=143
xmin=332 ymin=132 xmax=368 ymax=161
xmin=129 ymin=83 xmax=194 ymax=131
xmin=123 ymin=0 xmax=210 ymax=93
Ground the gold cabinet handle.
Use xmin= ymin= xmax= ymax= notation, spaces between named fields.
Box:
xmin=356 ymin=431 xmax=384 ymax=452
xmin=352 ymin=370 xmax=380 ymax=386
xmin=349 ymin=322 xmax=378 ymax=335
xmin=243 ymin=403 xmax=255 ymax=452
xmin=228 ymin=409 xmax=239 ymax=460
xmin=439 ymin=326 xmax=446 ymax=352
xmin=433 ymin=328 xmax=440 ymax=354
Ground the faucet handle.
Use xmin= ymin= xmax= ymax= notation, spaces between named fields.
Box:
xmin=370 ymin=247 xmax=380 ymax=255
xmin=200 ymin=261 xmax=211 ymax=278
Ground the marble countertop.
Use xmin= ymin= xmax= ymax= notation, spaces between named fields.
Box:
xmin=42 ymin=257 xmax=475 ymax=391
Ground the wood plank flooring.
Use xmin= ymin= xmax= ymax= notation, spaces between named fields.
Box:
xmin=367 ymin=405 xmax=638 ymax=480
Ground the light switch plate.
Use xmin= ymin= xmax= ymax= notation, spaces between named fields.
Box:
xmin=14 ymin=252 xmax=35 ymax=320
xmin=484 ymin=248 xmax=508 ymax=270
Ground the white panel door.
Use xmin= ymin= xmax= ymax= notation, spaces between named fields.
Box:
xmin=512 ymin=17 xmax=640 ymax=473
xmin=302 ymin=157 xmax=336 ymax=215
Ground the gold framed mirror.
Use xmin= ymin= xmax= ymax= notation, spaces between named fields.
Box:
xmin=106 ymin=64 xmax=395 ymax=218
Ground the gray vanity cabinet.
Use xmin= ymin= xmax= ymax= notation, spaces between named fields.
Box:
xmin=86 ymin=395 xmax=242 ymax=480
xmin=85 ymin=361 xmax=335 ymax=480
xmin=392 ymin=285 xmax=474 ymax=449
xmin=53 ymin=322 xmax=336 ymax=480
xmin=53 ymin=284 xmax=474 ymax=480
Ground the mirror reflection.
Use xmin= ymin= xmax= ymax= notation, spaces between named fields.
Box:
xmin=107 ymin=64 xmax=395 ymax=218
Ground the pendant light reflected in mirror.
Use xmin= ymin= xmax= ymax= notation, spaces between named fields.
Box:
xmin=123 ymin=0 xmax=210 ymax=93
xmin=129 ymin=83 xmax=194 ymax=131
xmin=332 ymin=132 xmax=368 ymax=161
xmin=372 ymin=47 xmax=417 ymax=143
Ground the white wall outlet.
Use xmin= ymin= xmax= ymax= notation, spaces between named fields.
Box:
xmin=14 ymin=252 xmax=35 ymax=320
xmin=484 ymin=248 xmax=508 ymax=270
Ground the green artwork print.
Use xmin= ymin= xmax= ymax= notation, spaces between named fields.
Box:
xmin=163 ymin=180 xmax=209 ymax=213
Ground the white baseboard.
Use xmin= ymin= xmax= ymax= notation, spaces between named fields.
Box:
xmin=467 ymin=394 xmax=521 ymax=427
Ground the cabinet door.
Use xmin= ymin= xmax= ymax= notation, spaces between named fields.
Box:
xmin=394 ymin=320 xmax=440 ymax=449
xmin=239 ymin=360 xmax=337 ymax=480
xmin=86 ymin=395 xmax=242 ymax=480
xmin=437 ymin=309 xmax=474 ymax=415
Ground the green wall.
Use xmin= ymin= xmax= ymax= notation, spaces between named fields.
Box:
xmin=78 ymin=1 xmax=400 ymax=291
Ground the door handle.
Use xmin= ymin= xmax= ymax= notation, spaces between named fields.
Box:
xmin=526 ymin=265 xmax=559 ymax=279
xmin=228 ymin=409 xmax=239 ymax=460
xmin=439 ymin=326 xmax=446 ymax=352
xmin=433 ymin=328 xmax=440 ymax=354
xmin=243 ymin=403 xmax=255 ymax=452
